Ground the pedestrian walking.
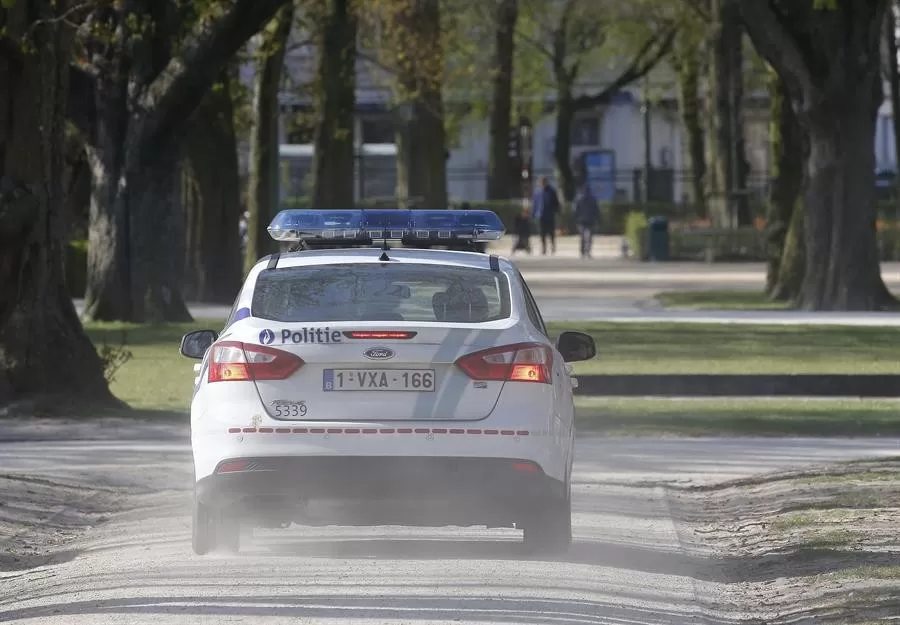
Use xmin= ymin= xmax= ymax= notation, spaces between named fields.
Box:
xmin=531 ymin=175 xmax=560 ymax=255
xmin=511 ymin=206 xmax=532 ymax=255
xmin=573 ymin=181 xmax=600 ymax=259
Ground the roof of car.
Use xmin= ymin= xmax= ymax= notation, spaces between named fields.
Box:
xmin=257 ymin=247 xmax=516 ymax=272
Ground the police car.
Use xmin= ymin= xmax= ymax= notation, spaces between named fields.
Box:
xmin=180 ymin=208 xmax=596 ymax=555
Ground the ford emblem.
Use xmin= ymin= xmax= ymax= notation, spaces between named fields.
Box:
xmin=363 ymin=347 xmax=395 ymax=360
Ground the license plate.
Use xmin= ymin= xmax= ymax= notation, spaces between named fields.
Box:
xmin=323 ymin=369 xmax=435 ymax=392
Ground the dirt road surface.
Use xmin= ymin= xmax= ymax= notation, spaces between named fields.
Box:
xmin=1 ymin=422 xmax=898 ymax=624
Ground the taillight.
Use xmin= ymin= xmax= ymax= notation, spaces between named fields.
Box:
xmin=455 ymin=343 xmax=552 ymax=384
xmin=208 ymin=341 xmax=303 ymax=382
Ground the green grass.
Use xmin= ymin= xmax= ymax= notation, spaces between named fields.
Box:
xmin=839 ymin=566 xmax=900 ymax=581
xmin=85 ymin=318 xmax=222 ymax=413
xmin=548 ymin=321 xmax=900 ymax=374
xmin=82 ymin=319 xmax=900 ymax=422
xmin=655 ymin=289 xmax=790 ymax=311
xmin=575 ymin=398 xmax=900 ymax=437
xmin=800 ymin=471 xmax=900 ymax=485
xmin=803 ymin=528 xmax=856 ymax=549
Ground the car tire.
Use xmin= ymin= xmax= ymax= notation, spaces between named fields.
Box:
xmin=192 ymin=497 xmax=241 ymax=555
xmin=522 ymin=492 xmax=572 ymax=555
xmin=192 ymin=497 xmax=214 ymax=555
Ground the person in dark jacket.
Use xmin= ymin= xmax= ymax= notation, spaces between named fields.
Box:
xmin=511 ymin=206 xmax=532 ymax=254
xmin=531 ymin=176 xmax=560 ymax=255
xmin=573 ymin=182 xmax=600 ymax=259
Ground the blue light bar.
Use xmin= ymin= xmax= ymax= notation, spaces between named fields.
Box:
xmin=267 ymin=209 xmax=505 ymax=244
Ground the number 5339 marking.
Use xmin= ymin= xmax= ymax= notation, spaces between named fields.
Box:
xmin=271 ymin=401 xmax=307 ymax=418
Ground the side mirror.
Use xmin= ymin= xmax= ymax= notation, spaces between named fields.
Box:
xmin=556 ymin=331 xmax=596 ymax=363
xmin=180 ymin=330 xmax=218 ymax=359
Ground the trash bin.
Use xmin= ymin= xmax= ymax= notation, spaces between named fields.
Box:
xmin=647 ymin=216 xmax=670 ymax=261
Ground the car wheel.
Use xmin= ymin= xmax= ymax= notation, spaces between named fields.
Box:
xmin=192 ymin=497 xmax=214 ymax=555
xmin=522 ymin=492 xmax=572 ymax=555
xmin=193 ymin=497 xmax=241 ymax=555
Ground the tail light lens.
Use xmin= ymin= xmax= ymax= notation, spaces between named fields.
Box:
xmin=455 ymin=342 xmax=552 ymax=384
xmin=208 ymin=341 xmax=303 ymax=382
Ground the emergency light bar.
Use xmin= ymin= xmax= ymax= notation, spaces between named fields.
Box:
xmin=267 ymin=209 xmax=505 ymax=244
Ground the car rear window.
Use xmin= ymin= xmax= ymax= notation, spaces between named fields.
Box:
xmin=251 ymin=263 xmax=511 ymax=323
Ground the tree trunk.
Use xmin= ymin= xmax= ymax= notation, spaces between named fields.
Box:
xmin=886 ymin=2 xmax=900 ymax=209
xmin=674 ymin=40 xmax=707 ymax=219
xmin=731 ymin=30 xmax=751 ymax=226
xmin=709 ymin=0 xmax=749 ymax=227
xmin=82 ymin=71 xmax=132 ymax=321
xmin=245 ymin=3 xmax=293 ymax=273
xmin=63 ymin=129 xmax=90 ymax=236
xmin=182 ymin=71 xmax=243 ymax=303
xmin=486 ymin=0 xmax=518 ymax=201
xmin=800 ymin=103 xmax=888 ymax=309
xmin=765 ymin=69 xmax=805 ymax=299
xmin=126 ymin=141 xmax=193 ymax=322
xmin=740 ymin=0 xmax=894 ymax=311
xmin=0 ymin=0 xmax=118 ymax=411
xmin=771 ymin=198 xmax=805 ymax=302
xmin=312 ymin=0 xmax=357 ymax=209
xmin=703 ymin=55 xmax=721 ymax=219
xmin=554 ymin=84 xmax=576 ymax=205
xmin=78 ymin=0 xmax=291 ymax=322
xmin=394 ymin=0 xmax=447 ymax=209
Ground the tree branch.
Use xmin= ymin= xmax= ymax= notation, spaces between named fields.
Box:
xmin=129 ymin=0 xmax=290 ymax=165
xmin=736 ymin=0 xmax=818 ymax=104
xmin=571 ymin=28 xmax=676 ymax=111
xmin=514 ymin=29 xmax=554 ymax=62
xmin=682 ymin=0 xmax=711 ymax=23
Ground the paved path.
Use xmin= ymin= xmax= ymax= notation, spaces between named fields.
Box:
xmin=1 ymin=425 xmax=897 ymax=624
xmin=71 ymin=239 xmax=900 ymax=324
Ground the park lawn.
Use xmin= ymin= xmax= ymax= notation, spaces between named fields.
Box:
xmin=83 ymin=318 xmax=900 ymax=413
xmin=84 ymin=318 xmax=222 ymax=413
xmin=575 ymin=397 xmax=900 ymax=437
xmin=655 ymin=289 xmax=789 ymax=311
xmin=555 ymin=321 xmax=900 ymax=374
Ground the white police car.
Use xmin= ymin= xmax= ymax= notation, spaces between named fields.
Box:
xmin=180 ymin=209 xmax=596 ymax=555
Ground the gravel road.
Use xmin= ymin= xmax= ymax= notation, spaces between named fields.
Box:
xmin=1 ymin=422 xmax=898 ymax=624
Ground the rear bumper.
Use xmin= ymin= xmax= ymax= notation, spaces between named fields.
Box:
xmin=196 ymin=456 xmax=565 ymax=526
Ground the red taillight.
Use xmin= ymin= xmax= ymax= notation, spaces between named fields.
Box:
xmin=343 ymin=331 xmax=417 ymax=339
xmin=455 ymin=342 xmax=552 ymax=384
xmin=217 ymin=460 xmax=249 ymax=473
xmin=208 ymin=341 xmax=303 ymax=383
xmin=512 ymin=461 xmax=542 ymax=473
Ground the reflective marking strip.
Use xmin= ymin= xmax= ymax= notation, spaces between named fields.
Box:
xmin=228 ymin=427 xmax=534 ymax=436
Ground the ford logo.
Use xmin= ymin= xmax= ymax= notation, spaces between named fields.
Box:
xmin=363 ymin=347 xmax=395 ymax=360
